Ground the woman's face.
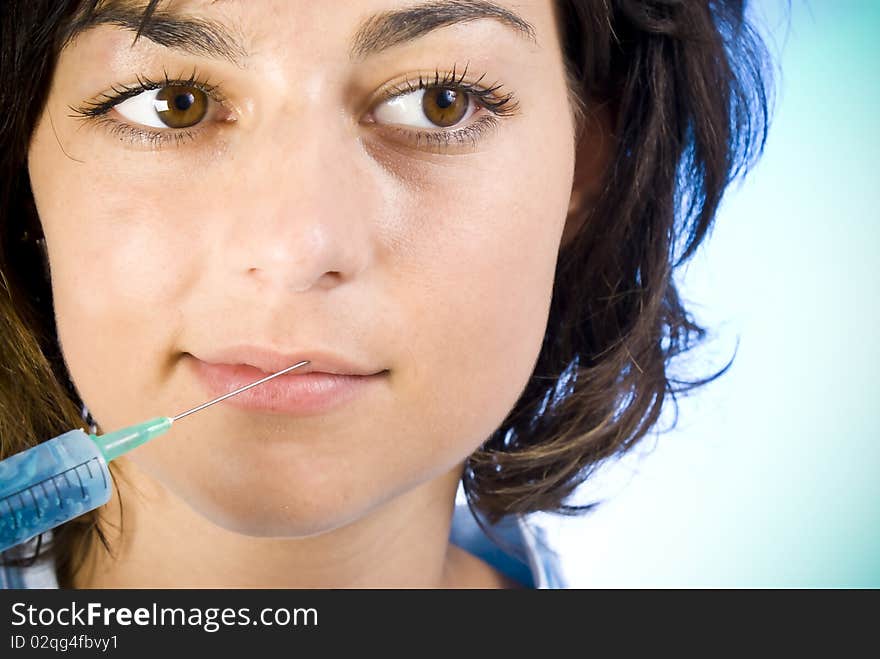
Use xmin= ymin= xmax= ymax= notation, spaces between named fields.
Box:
xmin=28 ymin=0 xmax=585 ymax=537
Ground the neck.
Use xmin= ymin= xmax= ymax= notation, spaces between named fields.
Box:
xmin=70 ymin=457 xmax=513 ymax=588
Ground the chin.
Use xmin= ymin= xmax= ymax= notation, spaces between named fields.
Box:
xmin=178 ymin=482 xmax=373 ymax=539
xmin=127 ymin=444 xmax=382 ymax=538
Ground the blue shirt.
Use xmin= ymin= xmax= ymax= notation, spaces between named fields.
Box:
xmin=0 ymin=502 xmax=567 ymax=588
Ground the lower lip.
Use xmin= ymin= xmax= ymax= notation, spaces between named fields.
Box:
xmin=187 ymin=357 xmax=385 ymax=416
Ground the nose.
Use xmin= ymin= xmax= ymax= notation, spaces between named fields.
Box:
xmin=218 ymin=113 xmax=376 ymax=295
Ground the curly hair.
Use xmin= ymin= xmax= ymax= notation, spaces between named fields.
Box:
xmin=0 ymin=0 xmax=771 ymax=586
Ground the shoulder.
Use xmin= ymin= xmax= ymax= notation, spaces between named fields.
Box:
xmin=449 ymin=499 xmax=568 ymax=589
xmin=0 ymin=536 xmax=59 ymax=589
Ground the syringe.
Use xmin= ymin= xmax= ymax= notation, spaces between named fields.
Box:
xmin=0 ymin=360 xmax=309 ymax=554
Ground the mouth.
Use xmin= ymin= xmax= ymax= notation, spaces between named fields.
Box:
xmin=185 ymin=346 xmax=388 ymax=416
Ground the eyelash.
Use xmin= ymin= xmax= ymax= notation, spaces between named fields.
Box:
xmin=376 ymin=63 xmax=519 ymax=150
xmin=67 ymin=68 xmax=226 ymax=149
xmin=68 ymin=64 xmax=519 ymax=152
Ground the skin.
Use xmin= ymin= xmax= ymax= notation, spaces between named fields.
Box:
xmin=27 ymin=0 xmax=608 ymax=587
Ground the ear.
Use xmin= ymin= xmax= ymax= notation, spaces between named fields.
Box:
xmin=560 ymin=102 xmax=615 ymax=250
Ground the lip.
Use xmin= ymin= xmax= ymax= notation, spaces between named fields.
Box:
xmin=193 ymin=345 xmax=384 ymax=376
xmin=186 ymin=346 xmax=387 ymax=416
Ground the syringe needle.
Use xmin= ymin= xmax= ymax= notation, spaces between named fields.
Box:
xmin=170 ymin=360 xmax=311 ymax=422
xmin=89 ymin=361 xmax=312 ymax=463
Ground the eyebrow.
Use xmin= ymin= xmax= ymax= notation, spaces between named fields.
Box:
xmin=62 ymin=0 xmax=249 ymax=66
xmin=349 ymin=1 xmax=538 ymax=59
xmin=62 ymin=0 xmax=537 ymax=66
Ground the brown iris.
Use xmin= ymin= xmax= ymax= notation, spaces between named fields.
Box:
xmin=154 ymin=85 xmax=208 ymax=128
xmin=422 ymin=87 xmax=468 ymax=127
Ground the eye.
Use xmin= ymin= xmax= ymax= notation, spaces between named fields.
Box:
xmin=373 ymin=85 xmax=478 ymax=129
xmin=113 ymin=85 xmax=210 ymax=129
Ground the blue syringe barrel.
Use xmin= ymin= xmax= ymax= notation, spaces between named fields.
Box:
xmin=0 ymin=429 xmax=111 ymax=554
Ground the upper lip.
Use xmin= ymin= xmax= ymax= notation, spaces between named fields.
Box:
xmin=190 ymin=345 xmax=384 ymax=376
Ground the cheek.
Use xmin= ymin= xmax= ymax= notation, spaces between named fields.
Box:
xmin=385 ymin=128 xmax=574 ymax=453
xmin=28 ymin=117 xmax=202 ymax=426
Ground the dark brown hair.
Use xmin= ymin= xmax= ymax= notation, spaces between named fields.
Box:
xmin=466 ymin=0 xmax=771 ymax=522
xmin=0 ymin=0 xmax=771 ymax=586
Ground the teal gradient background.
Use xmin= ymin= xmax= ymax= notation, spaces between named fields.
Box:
xmin=542 ymin=0 xmax=880 ymax=587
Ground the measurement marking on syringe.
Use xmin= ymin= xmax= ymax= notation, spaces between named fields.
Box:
xmin=3 ymin=498 xmax=17 ymax=530
xmin=2 ymin=459 xmax=104 ymax=511
xmin=40 ymin=481 xmax=53 ymax=507
xmin=52 ymin=477 xmax=64 ymax=509
xmin=27 ymin=487 xmax=42 ymax=519
xmin=74 ymin=466 xmax=86 ymax=499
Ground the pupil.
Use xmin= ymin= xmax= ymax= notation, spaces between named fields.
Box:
xmin=174 ymin=93 xmax=195 ymax=111
xmin=436 ymin=89 xmax=456 ymax=109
